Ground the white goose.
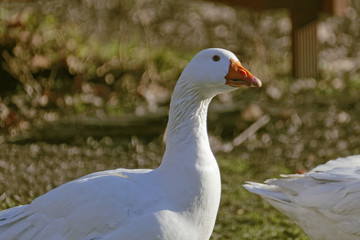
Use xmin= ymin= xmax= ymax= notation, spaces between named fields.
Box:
xmin=0 ymin=48 xmax=261 ymax=240
xmin=244 ymin=155 xmax=360 ymax=240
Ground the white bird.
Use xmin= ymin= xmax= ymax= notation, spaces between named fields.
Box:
xmin=0 ymin=48 xmax=261 ymax=240
xmin=244 ymin=155 xmax=360 ymax=240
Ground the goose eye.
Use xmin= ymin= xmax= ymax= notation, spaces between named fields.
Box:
xmin=212 ymin=55 xmax=220 ymax=62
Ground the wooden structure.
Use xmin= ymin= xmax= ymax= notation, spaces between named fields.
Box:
xmin=210 ymin=0 xmax=349 ymax=78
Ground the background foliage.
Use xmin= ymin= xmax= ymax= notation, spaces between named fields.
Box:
xmin=1 ymin=0 xmax=360 ymax=239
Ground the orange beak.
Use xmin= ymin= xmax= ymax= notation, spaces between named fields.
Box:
xmin=225 ymin=59 xmax=262 ymax=88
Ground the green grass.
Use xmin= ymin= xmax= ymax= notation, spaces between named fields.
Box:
xmin=212 ymin=154 xmax=308 ymax=239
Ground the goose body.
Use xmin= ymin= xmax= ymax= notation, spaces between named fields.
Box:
xmin=0 ymin=48 xmax=261 ymax=240
xmin=244 ymin=155 xmax=360 ymax=240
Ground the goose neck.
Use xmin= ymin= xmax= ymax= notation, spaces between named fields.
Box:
xmin=165 ymin=86 xmax=212 ymax=148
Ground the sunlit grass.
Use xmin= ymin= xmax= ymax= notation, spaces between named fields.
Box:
xmin=213 ymin=154 xmax=308 ymax=239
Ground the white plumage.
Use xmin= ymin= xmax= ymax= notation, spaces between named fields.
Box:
xmin=0 ymin=48 xmax=261 ymax=240
xmin=244 ymin=155 xmax=360 ymax=240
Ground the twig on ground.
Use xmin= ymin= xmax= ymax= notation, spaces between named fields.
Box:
xmin=233 ymin=114 xmax=271 ymax=146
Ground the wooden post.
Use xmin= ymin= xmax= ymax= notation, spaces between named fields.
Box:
xmin=207 ymin=0 xmax=349 ymax=78
xmin=290 ymin=0 xmax=321 ymax=78
xmin=292 ymin=21 xmax=319 ymax=78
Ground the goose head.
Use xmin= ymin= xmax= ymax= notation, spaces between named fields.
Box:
xmin=178 ymin=48 xmax=262 ymax=98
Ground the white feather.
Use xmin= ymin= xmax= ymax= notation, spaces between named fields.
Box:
xmin=244 ymin=155 xmax=360 ymax=240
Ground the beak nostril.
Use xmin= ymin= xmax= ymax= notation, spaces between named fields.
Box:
xmin=239 ymin=69 xmax=247 ymax=77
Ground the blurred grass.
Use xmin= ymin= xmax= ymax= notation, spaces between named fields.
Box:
xmin=213 ymin=154 xmax=308 ymax=240
xmin=0 ymin=0 xmax=292 ymax=136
